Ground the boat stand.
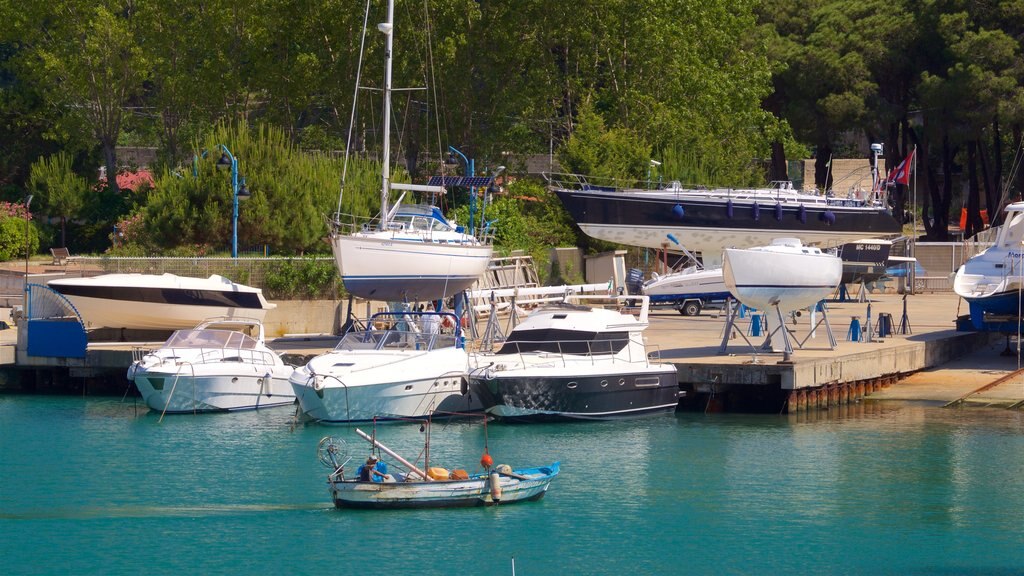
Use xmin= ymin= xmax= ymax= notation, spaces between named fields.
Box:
xmin=719 ymin=301 xmax=836 ymax=360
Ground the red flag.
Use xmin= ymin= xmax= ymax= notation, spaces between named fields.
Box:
xmin=892 ymin=149 xmax=915 ymax=185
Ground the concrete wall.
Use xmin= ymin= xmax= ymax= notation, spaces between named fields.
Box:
xmin=263 ymin=300 xmax=344 ymax=338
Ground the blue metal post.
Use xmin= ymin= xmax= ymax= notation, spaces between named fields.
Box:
xmin=216 ymin=144 xmax=240 ymax=258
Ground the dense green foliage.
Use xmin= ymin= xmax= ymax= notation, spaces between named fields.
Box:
xmin=3 ymin=0 xmax=1024 ymax=257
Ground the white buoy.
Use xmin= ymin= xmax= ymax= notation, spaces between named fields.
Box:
xmin=489 ymin=470 xmax=502 ymax=502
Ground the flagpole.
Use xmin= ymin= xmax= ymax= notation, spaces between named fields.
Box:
xmin=911 ymin=145 xmax=918 ymax=295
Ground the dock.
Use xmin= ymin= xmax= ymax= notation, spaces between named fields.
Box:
xmin=2 ymin=291 xmax=1023 ymax=412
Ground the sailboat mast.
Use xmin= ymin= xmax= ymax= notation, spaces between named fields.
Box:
xmin=379 ymin=0 xmax=395 ymax=226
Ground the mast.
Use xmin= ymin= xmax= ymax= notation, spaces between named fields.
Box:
xmin=378 ymin=0 xmax=395 ymax=226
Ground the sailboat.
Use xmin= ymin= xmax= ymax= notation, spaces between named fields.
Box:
xmin=330 ymin=0 xmax=493 ymax=302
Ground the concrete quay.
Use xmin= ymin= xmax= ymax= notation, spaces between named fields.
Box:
xmin=640 ymin=291 xmax=1021 ymax=412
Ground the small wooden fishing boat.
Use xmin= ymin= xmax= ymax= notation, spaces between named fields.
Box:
xmin=316 ymin=428 xmax=559 ymax=509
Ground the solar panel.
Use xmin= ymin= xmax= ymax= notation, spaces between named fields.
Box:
xmin=426 ymin=176 xmax=463 ymax=187
xmin=461 ymin=176 xmax=494 ymax=188
xmin=426 ymin=175 xmax=494 ymax=188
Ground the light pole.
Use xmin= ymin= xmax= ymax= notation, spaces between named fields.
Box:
xmin=23 ymin=194 xmax=32 ymax=298
xmin=446 ymin=146 xmax=475 ymax=232
xmin=214 ymin=144 xmax=250 ymax=258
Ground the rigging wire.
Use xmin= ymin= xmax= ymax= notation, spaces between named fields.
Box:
xmin=335 ymin=0 xmax=374 ymax=221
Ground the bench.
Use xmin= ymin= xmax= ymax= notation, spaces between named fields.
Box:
xmin=50 ymin=247 xmax=71 ymax=266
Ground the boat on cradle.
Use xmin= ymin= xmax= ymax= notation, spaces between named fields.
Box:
xmin=316 ymin=427 xmax=559 ymax=509
xmin=722 ymin=238 xmax=843 ymax=313
xmin=290 ymin=311 xmax=482 ymax=424
xmin=46 ymin=273 xmax=275 ymax=330
xmin=637 ymin=266 xmax=729 ymax=315
xmin=329 ymin=0 xmax=492 ymax=302
xmin=127 ymin=317 xmax=295 ymax=413
xmin=468 ymin=295 xmax=680 ymax=422
xmin=954 ymin=201 xmax=1024 ymax=330
xmin=547 ymin=174 xmax=902 ymax=266
xmin=837 ymin=238 xmax=893 ymax=285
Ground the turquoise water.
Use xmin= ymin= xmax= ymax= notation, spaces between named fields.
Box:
xmin=2 ymin=396 xmax=1023 ymax=575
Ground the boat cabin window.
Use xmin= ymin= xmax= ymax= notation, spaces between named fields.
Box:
xmin=164 ymin=329 xmax=258 ymax=350
xmin=1000 ymin=212 xmax=1024 ymax=247
xmin=496 ymin=329 xmax=630 ymax=355
xmin=335 ymin=328 xmax=456 ymax=351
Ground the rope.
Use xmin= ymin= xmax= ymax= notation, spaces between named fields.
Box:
xmin=335 ymin=0 xmax=374 ymax=219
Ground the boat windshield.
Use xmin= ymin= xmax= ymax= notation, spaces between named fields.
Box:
xmin=496 ymin=329 xmax=630 ymax=355
xmin=164 ymin=329 xmax=259 ymax=350
xmin=335 ymin=328 xmax=458 ymax=352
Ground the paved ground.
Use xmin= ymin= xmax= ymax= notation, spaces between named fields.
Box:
xmin=632 ymin=291 xmax=1024 ymax=406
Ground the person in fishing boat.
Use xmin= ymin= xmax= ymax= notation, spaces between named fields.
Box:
xmin=358 ymin=454 xmax=388 ymax=482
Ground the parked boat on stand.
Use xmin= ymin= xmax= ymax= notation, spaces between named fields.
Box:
xmin=317 ymin=425 xmax=559 ymax=509
xmin=954 ymin=201 xmax=1024 ymax=330
xmin=128 ymin=317 xmax=295 ymax=414
xmin=290 ymin=311 xmax=481 ymax=424
xmin=47 ymin=273 xmax=276 ymax=330
xmin=469 ymin=295 xmax=679 ymax=422
xmin=723 ymin=238 xmax=842 ymax=355
xmin=547 ymin=174 xmax=901 ymax=266
xmin=329 ymin=0 xmax=491 ymax=302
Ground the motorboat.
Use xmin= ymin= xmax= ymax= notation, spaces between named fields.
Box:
xmin=329 ymin=0 xmax=491 ymax=302
xmin=548 ymin=175 xmax=901 ymax=267
xmin=838 ymin=238 xmax=893 ymax=285
xmin=723 ymin=238 xmax=843 ymax=313
xmin=316 ymin=428 xmax=558 ymax=509
xmin=468 ymin=295 xmax=679 ymax=422
xmin=954 ymin=201 xmax=1024 ymax=329
xmin=290 ymin=311 xmax=481 ymax=423
xmin=46 ymin=273 xmax=276 ymax=330
xmin=640 ymin=266 xmax=729 ymax=313
xmin=127 ymin=317 xmax=295 ymax=413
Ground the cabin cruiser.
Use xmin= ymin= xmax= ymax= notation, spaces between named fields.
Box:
xmin=128 ymin=318 xmax=295 ymax=413
xmin=469 ymin=295 xmax=679 ymax=422
xmin=47 ymin=273 xmax=275 ymax=330
xmin=954 ymin=201 xmax=1024 ymax=329
xmin=290 ymin=311 xmax=481 ymax=423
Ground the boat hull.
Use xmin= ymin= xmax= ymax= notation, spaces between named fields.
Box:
xmin=332 ymin=234 xmax=492 ymax=301
xmin=723 ymin=247 xmax=842 ymax=312
xmin=47 ymin=274 xmax=273 ymax=330
xmin=643 ymin=267 xmax=729 ymax=303
xmin=553 ymin=188 xmax=901 ymax=262
xmin=329 ymin=463 xmax=559 ymax=509
xmin=470 ymin=366 xmax=679 ymax=422
xmin=132 ymin=370 xmax=294 ymax=413
xmin=290 ymin=349 xmax=482 ymax=423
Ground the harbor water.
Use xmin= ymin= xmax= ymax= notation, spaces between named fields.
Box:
xmin=2 ymin=395 xmax=1023 ymax=574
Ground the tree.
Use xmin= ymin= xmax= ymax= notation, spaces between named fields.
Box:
xmin=28 ymin=151 xmax=87 ymax=248
xmin=4 ymin=1 xmax=148 ymax=193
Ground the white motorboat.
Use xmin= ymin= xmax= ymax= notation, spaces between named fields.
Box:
xmin=46 ymin=273 xmax=276 ymax=330
xmin=468 ymin=295 xmax=679 ymax=422
xmin=329 ymin=0 xmax=491 ymax=302
xmin=954 ymin=201 xmax=1024 ymax=329
xmin=723 ymin=238 xmax=842 ymax=313
xmin=128 ymin=317 xmax=295 ymax=413
xmin=641 ymin=266 xmax=728 ymax=311
xmin=290 ymin=311 xmax=481 ymax=423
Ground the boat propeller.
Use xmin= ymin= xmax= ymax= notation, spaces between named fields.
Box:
xmin=317 ymin=436 xmax=349 ymax=469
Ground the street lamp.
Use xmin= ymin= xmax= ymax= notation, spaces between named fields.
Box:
xmin=214 ymin=144 xmax=250 ymax=258
xmin=447 ymin=146 xmax=478 ymax=233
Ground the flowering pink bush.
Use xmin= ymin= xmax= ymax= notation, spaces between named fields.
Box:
xmin=0 ymin=202 xmax=31 ymax=220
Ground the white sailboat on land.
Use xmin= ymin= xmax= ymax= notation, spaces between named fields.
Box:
xmin=330 ymin=0 xmax=493 ymax=302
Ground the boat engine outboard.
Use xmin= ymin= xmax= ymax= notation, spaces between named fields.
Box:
xmin=626 ymin=268 xmax=645 ymax=296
